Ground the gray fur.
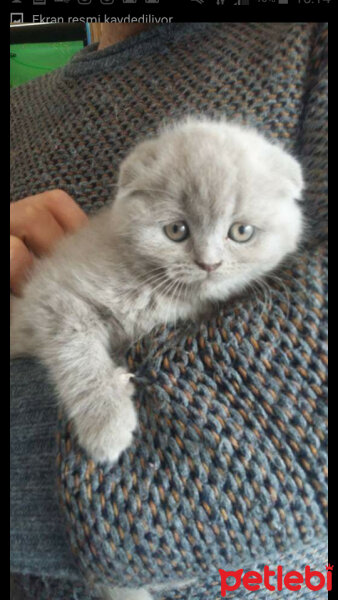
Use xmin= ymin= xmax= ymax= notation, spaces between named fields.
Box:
xmin=10 ymin=117 xmax=304 ymax=467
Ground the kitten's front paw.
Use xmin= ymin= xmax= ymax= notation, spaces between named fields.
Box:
xmin=75 ymin=369 xmax=137 ymax=464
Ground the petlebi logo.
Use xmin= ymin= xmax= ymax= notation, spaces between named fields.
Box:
xmin=218 ymin=564 xmax=333 ymax=596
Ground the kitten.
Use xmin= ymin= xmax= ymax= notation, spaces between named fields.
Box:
xmin=10 ymin=117 xmax=304 ymax=466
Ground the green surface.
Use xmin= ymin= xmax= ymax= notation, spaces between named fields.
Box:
xmin=10 ymin=41 xmax=83 ymax=88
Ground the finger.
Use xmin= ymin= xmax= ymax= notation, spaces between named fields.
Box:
xmin=10 ymin=235 xmax=34 ymax=296
xmin=10 ymin=202 xmax=65 ymax=256
xmin=10 ymin=190 xmax=88 ymax=237
xmin=43 ymin=189 xmax=88 ymax=233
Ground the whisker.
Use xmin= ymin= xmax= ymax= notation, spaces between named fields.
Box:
xmin=138 ymin=267 xmax=192 ymax=289
xmin=265 ymin=273 xmax=291 ymax=320
xmin=116 ymin=271 xmax=169 ymax=302
xmin=255 ymin=278 xmax=272 ymax=313
xmin=244 ymin=278 xmax=271 ymax=323
xmin=170 ymin=278 xmax=182 ymax=331
xmin=134 ymin=266 xmax=166 ymax=284
xmin=145 ymin=275 xmax=172 ymax=299
xmin=174 ymin=280 xmax=185 ymax=330
xmin=257 ymin=280 xmax=272 ymax=320
xmin=163 ymin=277 xmax=181 ymax=327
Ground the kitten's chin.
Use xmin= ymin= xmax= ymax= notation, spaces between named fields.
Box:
xmin=198 ymin=275 xmax=223 ymax=298
xmin=198 ymin=273 xmax=239 ymax=302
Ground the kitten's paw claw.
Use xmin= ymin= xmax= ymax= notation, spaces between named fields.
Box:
xmin=115 ymin=367 xmax=135 ymax=386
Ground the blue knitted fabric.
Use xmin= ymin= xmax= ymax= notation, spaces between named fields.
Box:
xmin=10 ymin=23 xmax=327 ymax=599
xmin=11 ymin=538 xmax=329 ymax=599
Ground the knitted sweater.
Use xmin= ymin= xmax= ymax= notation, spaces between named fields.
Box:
xmin=10 ymin=23 xmax=328 ymax=600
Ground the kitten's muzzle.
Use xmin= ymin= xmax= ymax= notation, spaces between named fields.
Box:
xmin=194 ymin=260 xmax=223 ymax=273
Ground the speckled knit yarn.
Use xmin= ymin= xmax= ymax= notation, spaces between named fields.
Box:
xmin=10 ymin=23 xmax=327 ymax=600
xmin=10 ymin=537 xmax=329 ymax=599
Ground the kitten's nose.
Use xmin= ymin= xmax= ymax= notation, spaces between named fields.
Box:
xmin=195 ymin=260 xmax=222 ymax=272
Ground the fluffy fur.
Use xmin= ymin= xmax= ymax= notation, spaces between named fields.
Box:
xmin=10 ymin=117 xmax=304 ymax=466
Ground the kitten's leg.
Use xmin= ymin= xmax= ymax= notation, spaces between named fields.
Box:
xmin=11 ymin=291 xmax=137 ymax=464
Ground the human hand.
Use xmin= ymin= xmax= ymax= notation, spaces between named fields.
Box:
xmin=10 ymin=189 xmax=88 ymax=296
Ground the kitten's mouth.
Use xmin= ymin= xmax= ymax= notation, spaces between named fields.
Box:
xmin=149 ymin=268 xmax=198 ymax=299
xmin=197 ymin=269 xmax=223 ymax=290
xmin=146 ymin=266 xmax=213 ymax=300
xmin=199 ymin=270 xmax=220 ymax=281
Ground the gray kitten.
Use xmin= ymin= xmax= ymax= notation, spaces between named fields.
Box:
xmin=10 ymin=117 xmax=304 ymax=468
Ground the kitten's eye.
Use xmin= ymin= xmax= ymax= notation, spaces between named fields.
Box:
xmin=164 ymin=221 xmax=190 ymax=242
xmin=228 ymin=223 xmax=255 ymax=243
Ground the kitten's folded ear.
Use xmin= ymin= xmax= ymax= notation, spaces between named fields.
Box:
xmin=269 ymin=144 xmax=305 ymax=201
xmin=118 ymin=139 xmax=159 ymax=189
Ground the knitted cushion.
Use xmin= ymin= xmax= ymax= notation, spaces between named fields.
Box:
xmin=10 ymin=22 xmax=327 ymax=599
